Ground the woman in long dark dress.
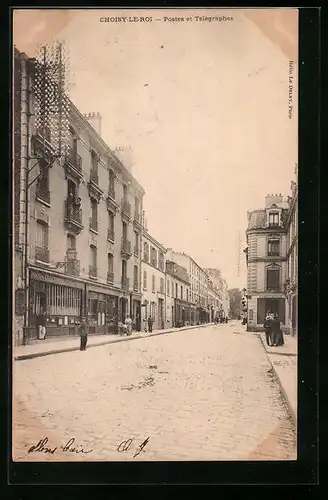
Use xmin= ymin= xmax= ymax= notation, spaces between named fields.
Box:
xmin=272 ymin=314 xmax=284 ymax=346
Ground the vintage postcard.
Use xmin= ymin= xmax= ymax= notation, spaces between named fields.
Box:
xmin=12 ymin=8 xmax=298 ymax=463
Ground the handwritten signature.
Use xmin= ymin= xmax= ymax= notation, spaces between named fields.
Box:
xmin=117 ymin=437 xmax=150 ymax=458
xmin=28 ymin=437 xmax=93 ymax=455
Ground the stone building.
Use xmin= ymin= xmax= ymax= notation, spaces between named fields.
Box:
xmin=166 ymin=250 xmax=209 ymax=324
xmin=205 ymin=268 xmax=230 ymax=319
xmin=245 ymin=194 xmax=289 ymax=331
xmin=13 ymin=48 xmax=145 ymax=344
xmin=165 ymin=260 xmax=191 ymax=327
xmin=141 ymin=228 xmax=166 ymax=331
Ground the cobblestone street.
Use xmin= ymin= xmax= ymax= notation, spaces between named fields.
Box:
xmin=13 ymin=322 xmax=297 ymax=462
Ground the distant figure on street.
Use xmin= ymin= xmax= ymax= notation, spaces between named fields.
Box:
xmin=264 ymin=314 xmax=273 ymax=346
xmin=125 ymin=315 xmax=133 ymax=335
xmin=225 ymin=316 xmax=228 ymax=323
xmin=272 ymin=313 xmax=284 ymax=346
xmin=147 ymin=315 xmax=153 ymax=333
xmin=37 ymin=311 xmax=47 ymax=340
xmin=79 ymin=317 xmax=88 ymax=351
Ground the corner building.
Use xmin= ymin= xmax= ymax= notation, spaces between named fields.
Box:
xmin=14 ymin=50 xmax=145 ymax=342
xmin=245 ymin=194 xmax=289 ymax=331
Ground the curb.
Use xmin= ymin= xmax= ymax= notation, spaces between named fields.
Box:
xmin=14 ymin=323 xmax=211 ymax=361
xmin=259 ymin=335 xmax=297 ymax=425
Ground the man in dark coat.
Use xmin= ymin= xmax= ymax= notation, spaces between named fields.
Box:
xmin=271 ymin=313 xmax=284 ymax=346
xmin=147 ymin=315 xmax=153 ymax=333
xmin=79 ymin=318 xmax=88 ymax=351
xmin=264 ymin=314 xmax=273 ymax=346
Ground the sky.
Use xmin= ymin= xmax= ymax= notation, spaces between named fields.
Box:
xmin=13 ymin=8 xmax=298 ymax=289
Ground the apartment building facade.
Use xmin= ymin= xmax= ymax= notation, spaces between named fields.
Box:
xmin=141 ymin=229 xmax=166 ymax=331
xmin=166 ymin=250 xmax=210 ymax=324
xmin=245 ymin=194 xmax=289 ymax=331
xmin=165 ymin=261 xmax=191 ymax=327
xmin=13 ymin=49 xmax=145 ymax=344
xmin=205 ymin=268 xmax=230 ymax=319
xmin=285 ymin=175 xmax=298 ymax=336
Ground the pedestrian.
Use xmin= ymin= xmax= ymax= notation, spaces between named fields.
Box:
xmin=272 ymin=313 xmax=284 ymax=346
xmin=264 ymin=314 xmax=273 ymax=346
xmin=147 ymin=315 xmax=153 ymax=333
xmin=79 ymin=317 xmax=88 ymax=351
xmin=37 ymin=310 xmax=47 ymax=340
xmin=125 ymin=315 xmax=133 ymax=335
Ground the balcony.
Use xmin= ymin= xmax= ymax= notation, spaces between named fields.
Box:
xmin=107 ymin=271 xmax=114 ymax=284
xmin=121 ymin=238 xmax=132 ymax=258
xmin=107 ymin=186 xmax=119 ymax=213
xmin=88 ymin=169 xmax=103 ymax=202
xmin=36 ymin=181 xmax=50 ymax=205
xmin=66 ymin=249 xmax=77 ymax=261
xmin=64 ymin=150 xmax=83 ymax=181
xmin=66 ymin=260 xmax=80 ymax=277
xmin=107 ymin=228 xmax=115 ymax=242
xmin=64 ymin=198 xmax=83 ymax=233
xmin=121 ymin=277 xmax=130 ymax=290
xmin=35 ymin=246 xmax=50 ymax=263
xmin=33 ymin=126 xmax=54 ymax=155
xmin=89 ymin=217 xmax=98 ymax=233
xmin=89 ymin=265 xmax=97 ymax=278
xmin=121 ymin=198 xmax=131 ymax=219
xmin=268 ymin=251 xmax=280 ymax=257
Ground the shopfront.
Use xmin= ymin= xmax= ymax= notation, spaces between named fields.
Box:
xmin=28 ymin=268 xmax=85 ymax=340
xmin=87 ymin=290 xmax=118 ymax=334
xmin=174 ymin=299 xmax=191 ymax=327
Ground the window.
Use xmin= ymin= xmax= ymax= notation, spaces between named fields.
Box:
xmin=266 ymin=267 xmax=280 ymax=292
xmin=172 ymin=280 xmax=174 ymax=298
xmin=36 ymin=221 xmax=48 ymax=249
xmin=108 ymin=253 xmax=113 ymax=273
xmin=90 ymin=245 xmax=97 ymax=268
xmin=135 ymin=196 xmax=140 ymax=219
xmin=122 ymin=259 xmax=127 ymax=280
xmin=151 ymin=247 xmax=157 ymax=267
xmin=122 ymin=221 xmax=128 ymax=241
xmin=167 ymin=280 xmax=170 ymax=296
xmin=46 ymin=283 xmax=81 ymax=317
xmin=143 ymin=242 xmax=149 ymax=262
xmin=133 ymin=265 xmax=138 ymax=290
xmin=108 ymin=211 xmax=115 ymax=240
xmin=175 ymin=283 xmax=178 ymax=298
xmin=268 ymin=212 xmax=279 ymax=226
xmin=134 ymin=231 xmax=139 ymax=255
xmin=90 ymin=198 xmax=98 ymax=231
xmin=91 ymin=150 xmax=98 ymax=174
xmin=143 ymin=270 xmax=147 ymax=290
xmin=36 ymin=160 xmax=50 ymax=204
xmin=160 ymin=278 xmax=164 ymax=294
xmin=123 ymin=184 xmax=128 ymax=202
xmin=158 ymin=252 xmax=164 ymax=271
xmin=67 ymin=234 xmax=76 ymax=250
xmin=186 ymin=289 xmax=189 ymax=302
xmin=268 ymin=238 xmax=280 ymax=256
xmin=152 ymin=274 xmax=155 ymax=293
xmin=109 ymin=170 xmax=115 ymax=196
xmin=181 ymin=286 xmax=183 ymax=299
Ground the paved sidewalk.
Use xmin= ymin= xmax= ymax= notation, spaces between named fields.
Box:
xmin=259 ymin=333 xmax=297 ymax=424
xmin=14 ymin=323 xmax=212 ymax=361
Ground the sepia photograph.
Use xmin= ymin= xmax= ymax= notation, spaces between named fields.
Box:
xmin=12 ymin=8 xmax=298 ymax=463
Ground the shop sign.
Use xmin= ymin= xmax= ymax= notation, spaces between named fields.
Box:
xmin=30 ymin=269 xmax=85 ymax=290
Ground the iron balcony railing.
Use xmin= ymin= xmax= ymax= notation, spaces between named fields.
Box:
xmin=66 ymin=260 xmax=80 ymax=277
xmin=121 ymin=198 xmax=131 ymax=217
xmin=89 ymin=265 xmax=97 ymax=278
xmin=121 ymin=238 xmax=132 ymax=255
xmin=121 ymin=277 xmax=130 ymax=290
xmin=65 ymin=198 xmax=83 ymax=226
xmin=36 ymin=182 xmax=50 ymax=204
xmin=107 ymin=271 xmax=114 ymax=284
xmin=35 ymin=246 xmax=50 ymax=263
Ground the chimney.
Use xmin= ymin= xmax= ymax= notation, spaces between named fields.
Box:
xmin=84 ymin=112 xmax=102 ymax=137
xmin=265 ymin=193 xmax=283 ymax=208
xmin=114 ymin=145 xmax=133 ymax=173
